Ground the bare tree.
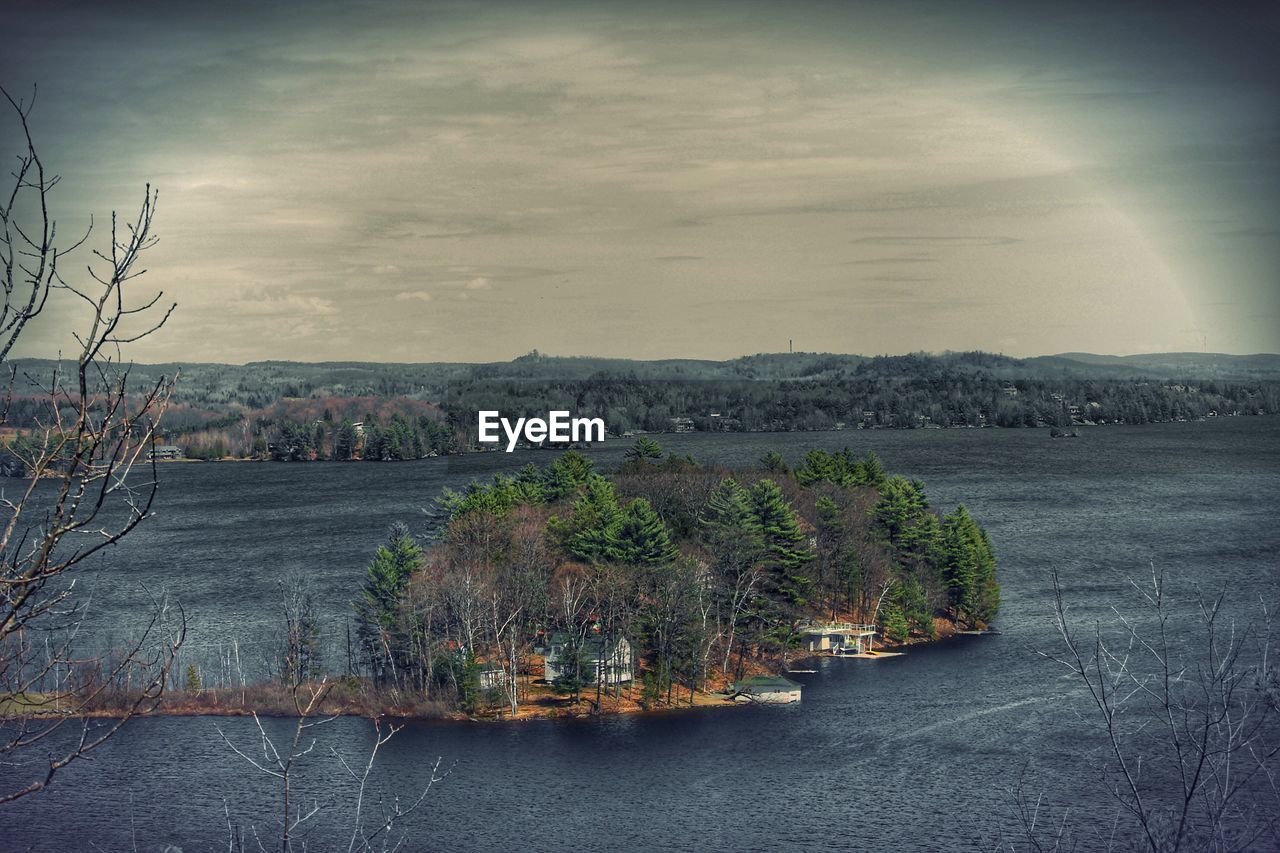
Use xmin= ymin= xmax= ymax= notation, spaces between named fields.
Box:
xmin=0 ymin=84 xmax=182 ymax=803
xmin=218 ymin=679 xmax=447 ymax=853
xmin=1009 ymin=568 xmax=1280 ymax=852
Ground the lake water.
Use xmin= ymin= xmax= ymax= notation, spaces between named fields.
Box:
xmin=2 ymin=419 xmax=1278 ymax=851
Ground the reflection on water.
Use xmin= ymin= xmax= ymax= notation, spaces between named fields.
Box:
xmin=1 ymin=419 xmax=1277 ymax=850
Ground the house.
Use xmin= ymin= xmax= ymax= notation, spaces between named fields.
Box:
xmin=543 ymin=634 xmax=633 ymax=685
xmin=733 ymin=675 xmax=802 ymax=704
xmin=798 ymin=622 xmax=877 ymax=655
xmin=476 ymin=664 xmax=506 ymax=692
xmin=669 ymin=417 xmax=695 ymax=433
xmin=148 ymin=445 xmax=184 ymax=460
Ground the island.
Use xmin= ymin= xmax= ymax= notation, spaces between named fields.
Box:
xmin=35 ymin=439 xmax=999 ymax=723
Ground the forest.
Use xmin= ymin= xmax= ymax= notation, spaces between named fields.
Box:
xmin=3 ymin=350 xmax=1276 ymax=465
xmin=285 ymin=439 xmax=1000 ymax=716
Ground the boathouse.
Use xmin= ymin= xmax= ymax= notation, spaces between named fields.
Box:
xmin=798 ymin=622 xmax=877 ymax=655
xmin=733 ymin=675 xmax=802 ymax=704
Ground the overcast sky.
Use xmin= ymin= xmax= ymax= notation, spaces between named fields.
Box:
xmin=3 ymin=0 xmax=1277 ymax=362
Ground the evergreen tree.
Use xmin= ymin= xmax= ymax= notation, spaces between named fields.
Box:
xmin=354 ymin=522 xmax=424 ymax=681
xmin=612 ymin=498 xmax=678 ymax=565
xmin=701 ymin=478 xmax=763 ymax=544
xmin=624 ymin=436 xmax=663 ymax=462
xmin=853 ymin=452 xmax=887 ymax=488
xmin=760 ymin=450 xmax=788 ymax=474
xmin=941 ymin=504 xmax=980 ymax=617
xmin=543 ymin=450 xmax=594 ymax=500
xmin=972 ymin=526 xmax=1000 ymax=626
xmin=554 ymin=474 xmax=622 ymax=563
xmin=879 ymin=600 xmax=910 ymax=645
xmin=332 ymin=419 xmax=358 ymax=460
xmin=750 ymin=479 xmax=814 ymax=604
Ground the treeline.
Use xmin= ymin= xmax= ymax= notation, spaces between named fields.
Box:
xmin=262 ymin=412 xmax=456 ymax=462
xmin=5 ymin=351 xmax=1276 ymax=463
xmin=444 ymin=373 xmax=1278 ymax=438
xmin=328 ymin=441 xmax=998 ymax=714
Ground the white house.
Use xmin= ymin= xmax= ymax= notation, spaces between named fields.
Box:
xmin=476 ymin=664 xmax=506 ymax=691
xmin=543 ymin=633 xmax=633 ymax=685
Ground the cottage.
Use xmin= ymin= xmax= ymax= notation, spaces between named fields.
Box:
xmin=148 ymin=445 xmax=184 ymax=460
xmin=669 ymin=417 xmax=695 ymax=433
xmin=733 ymin=675 xmax=802 ymax=704
xmin=543 ymin=634 xmax=633 ymax=685
xmin=798 ymin=622 xmax=877 ymax=655
xmin=476 ymin=664 xmax=506 ymax=691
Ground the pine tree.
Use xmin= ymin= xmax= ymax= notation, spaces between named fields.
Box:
xmin=612 ymin=497 xmax=678 ymax=565
xmin=972 ymin=526 xmax=1000 ymax=626
xmin=701 ymin=478 xmax=763 ymax=545
xmin=750 ymin=479 xmax=814 ymax=605
xmin=941 ymin=506 xmax=977 ymax=616
xmin=760 ymin=450 xmax=788 ymax=474
xmin=624 ymin=436 xmax=663 ymax=462
xmin=853 ymin=452 xmax=887 ymax=488
xmin=558 ymin=474 xmax=622 ymax=563
xmin=543 ymin=450 xmax=594 ymax=500
xmin=354 ymin=522 xmax=424 ymax=681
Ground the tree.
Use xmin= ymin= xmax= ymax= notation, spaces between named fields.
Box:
xmin=612 ymin=497 xmax=678 ymax=566
xmin=700 ymin=478 xmax=765 ymax=673
xmin=760 ymin=450 xmax=788 ymax=474
xmin=354 ymin=523 xmax=424 ymax=681
xmin=332 ymin=418 xmax=358 ymax=460
xmin=0 ymin=86 xmax=184 ymax=804
xmin=542 ymin=449 xmax=593 ymax=500
xmin=750 ymin=479 xmax=814 ymax=605
xmin=553 ymin=474 xmax=622 ymax=564
xmin=280 ymin=575 xmax=323 ymax=688
xmin=1014 ymin=569 xmax=1280 ymax=853
xmin=624 ymin=435 xmax=663 ymax=462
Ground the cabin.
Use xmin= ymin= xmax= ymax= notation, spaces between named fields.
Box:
xmin=543 ymin=634 xmax=633 ymax=685
xmin=476 ymin=664 xmax=506 ymax=691
xmin=798 ymin=622 xmax=877 ymax=655
xmin=148 ymin=445 xmax=184 ymax=460
xmin=733 ymin=675 xmax=802 ymax=704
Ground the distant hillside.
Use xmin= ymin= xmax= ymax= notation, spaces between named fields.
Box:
xmin=5 ymin=350 xmax=1276 ymax=461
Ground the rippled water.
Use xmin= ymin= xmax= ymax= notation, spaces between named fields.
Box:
xmin=2 ymin=419 xmax=1278 ymax=850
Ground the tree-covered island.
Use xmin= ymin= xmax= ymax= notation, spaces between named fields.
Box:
xmin=59 ymin=440 xmax=997 ymax=722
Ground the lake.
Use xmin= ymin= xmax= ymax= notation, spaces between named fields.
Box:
xmin=2 ymin=419 xmax=1277 ymax=850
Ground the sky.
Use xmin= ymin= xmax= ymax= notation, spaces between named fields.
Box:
xmin=2 ymin=0 xmax=1277 ymax=363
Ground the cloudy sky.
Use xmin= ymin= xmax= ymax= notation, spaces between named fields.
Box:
xmin=3 ymin=0 xmax=1277 ymax=362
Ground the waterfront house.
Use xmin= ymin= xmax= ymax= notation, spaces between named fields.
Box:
xmin=799 ymin=621 xmax=877 ymax=655
xmin=543 ymin=633 xmax=633 ymax=685
xmin=476 ymin=664 xmax=506 ymax=692
xmin=733 ymin=675 xmax=802 ymax=704
xmin=148 ymin=445 xmax=184 ymax=460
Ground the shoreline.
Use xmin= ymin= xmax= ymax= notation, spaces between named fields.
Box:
xmin=9 ymin=628 xmax=992 ymax=725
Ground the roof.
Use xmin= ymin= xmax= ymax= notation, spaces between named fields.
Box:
xmin=735 ymin=675 xmax=802 ymax=692
xmin=545 ymin=633 xmax=627 ymax=658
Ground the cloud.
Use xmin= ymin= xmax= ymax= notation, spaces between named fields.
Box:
xmin=4 ymin=0 xmax=1270 ymax=360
